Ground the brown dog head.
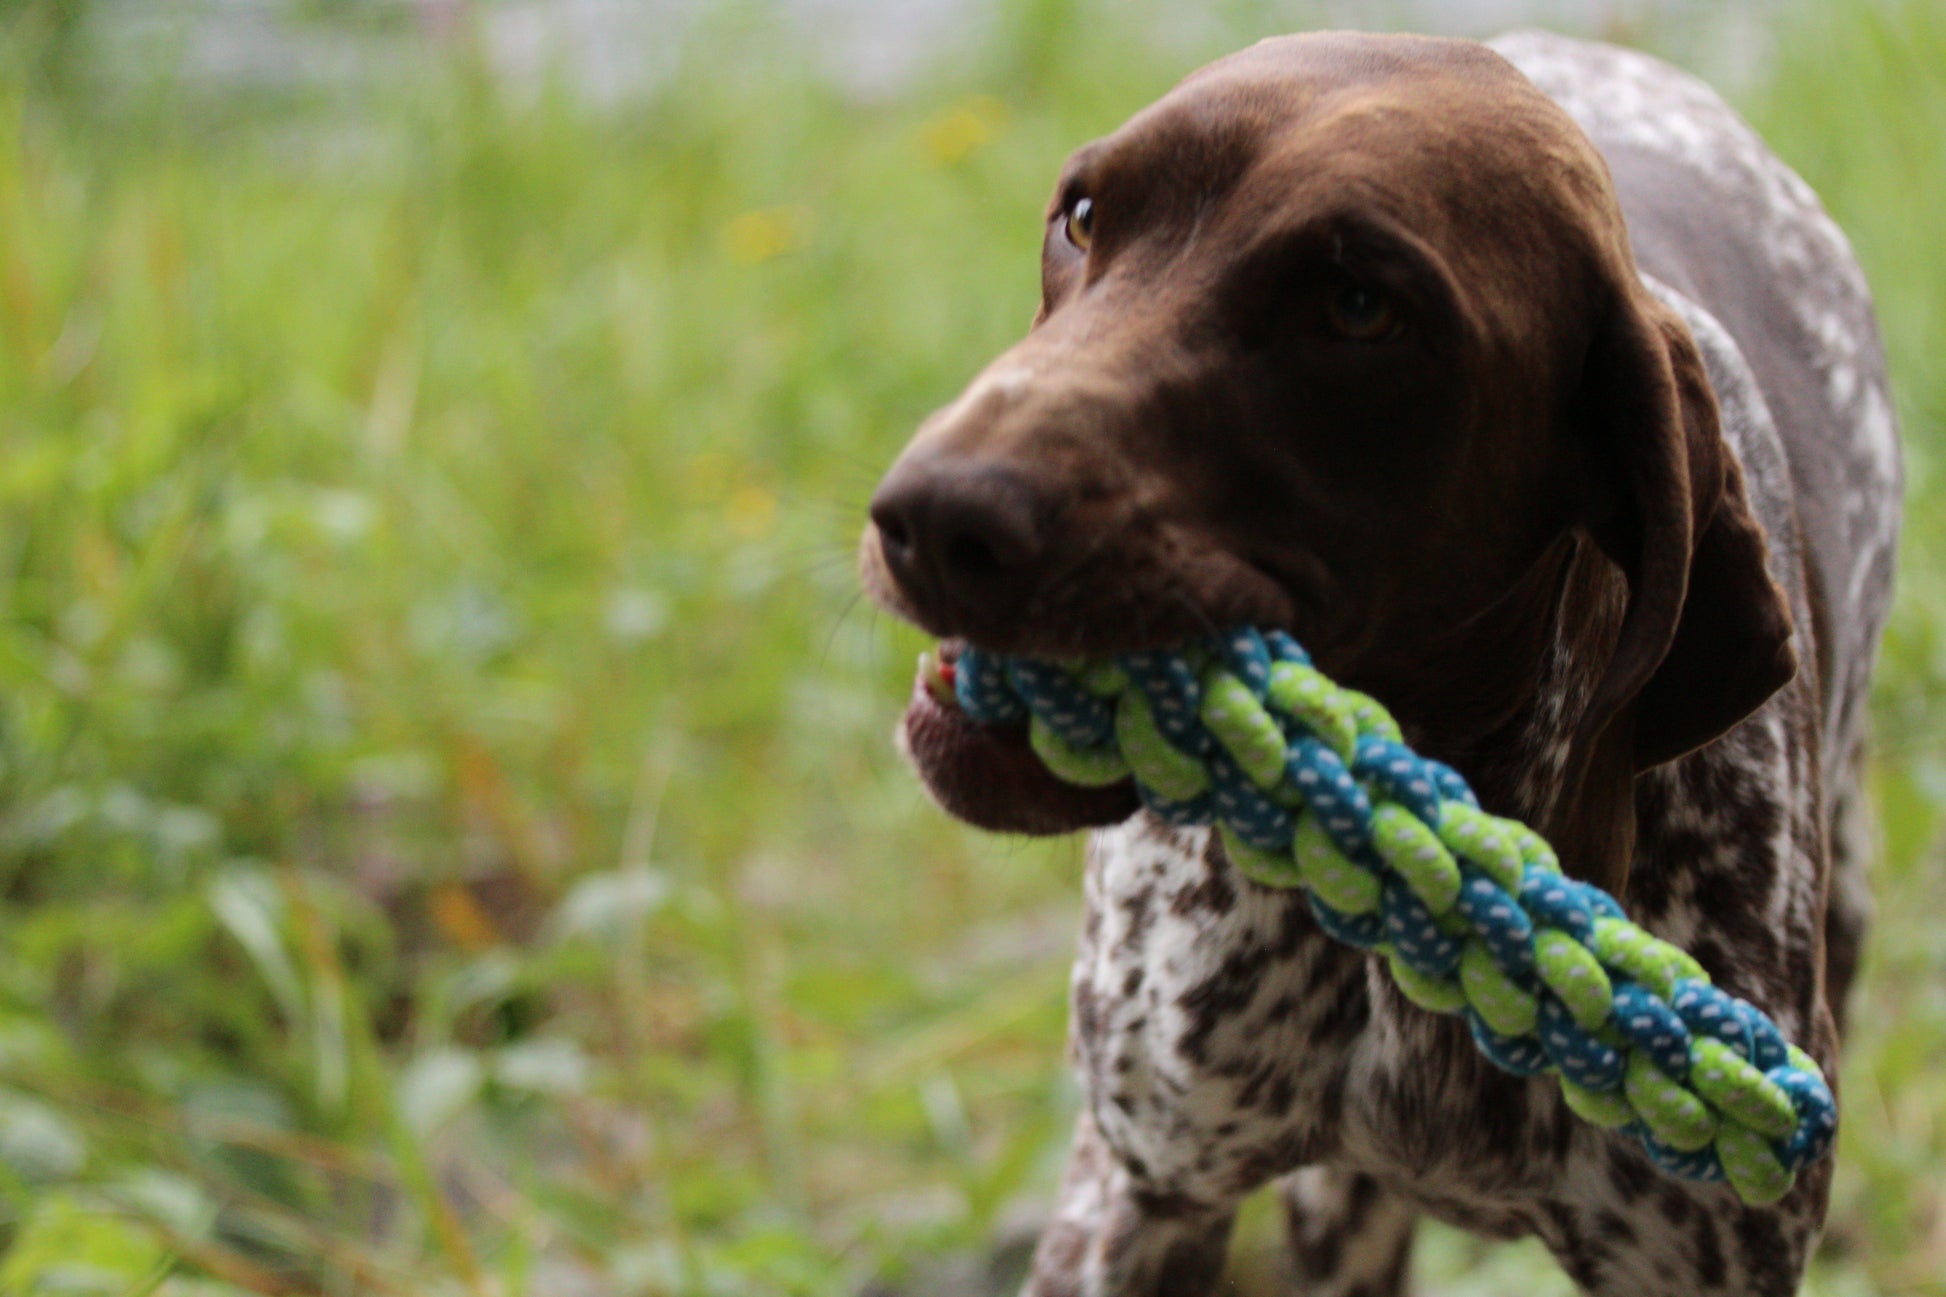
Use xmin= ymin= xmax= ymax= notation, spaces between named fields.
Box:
xmin=860 ymin=32 xmax=1793 ymax=886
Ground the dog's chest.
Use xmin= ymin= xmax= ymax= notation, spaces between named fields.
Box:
xmin=1073 ymin=698 xmax=1818 ymax=1215
xmin=1073 ymin=820 xmax=1367 ymax=1198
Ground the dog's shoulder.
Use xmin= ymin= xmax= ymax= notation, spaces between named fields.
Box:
xmin=1492 ymin=29 xmax=1900 ymax=776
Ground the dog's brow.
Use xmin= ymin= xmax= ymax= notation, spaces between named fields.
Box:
xmin=1055 ymin=142 xmax=1109 ymax=198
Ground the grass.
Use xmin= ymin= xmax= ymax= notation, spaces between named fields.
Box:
xmin=0 ymin=1 xmax=1940 ymax=1293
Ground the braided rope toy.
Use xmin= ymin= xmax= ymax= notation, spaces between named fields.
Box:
xmin=945 ymin=626 xmax=1835 ymax=1205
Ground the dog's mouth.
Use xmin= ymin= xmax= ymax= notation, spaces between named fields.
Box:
xmin=861 ymin=504 xmax=1302 ymax=835
xmin=899 ymin=638 xmax=1142 ymax=836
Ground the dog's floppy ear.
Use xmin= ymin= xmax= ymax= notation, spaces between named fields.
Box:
xmin=1556 ymin=284 xmax=1796 ymax=891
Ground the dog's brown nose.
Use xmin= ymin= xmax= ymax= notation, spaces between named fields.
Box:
xmin=869 ymin=460 xmax=1051 ymax=628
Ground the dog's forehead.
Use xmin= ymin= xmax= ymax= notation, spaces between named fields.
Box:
xmin=1062 ymin=32 xmax=1616 ymax=273
xmin=1185 ymin=36 xmax=1524 ymax=130
xmin=1203 ymin=29 xmax=1527 ymax=92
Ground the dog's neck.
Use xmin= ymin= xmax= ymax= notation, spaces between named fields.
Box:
xmin=1361 ymin=532 xmax=1633 ymax=885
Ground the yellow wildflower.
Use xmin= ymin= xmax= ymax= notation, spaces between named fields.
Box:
xmin=721 ymin=205 xmax=811 ymax=265
xmin=920 ymin=95 xmax=1008 ymax=166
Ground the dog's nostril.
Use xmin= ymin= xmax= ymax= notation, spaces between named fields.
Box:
xmin=945 ymin=531 xmax=1004 ymax=578
xmin=876 ymin=512 xmax=913 ymax=553
xmin=870 ymin=490 xmax=923 ymax=569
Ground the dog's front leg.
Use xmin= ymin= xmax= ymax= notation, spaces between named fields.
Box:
xmin=1022 ymin=818 xmax=1369 ymax=1296
xmin=1277 ymin=1166 xmax=1418 ymax=1297
xmin=1022 ymin=1110 xmax=1237 ymax=1297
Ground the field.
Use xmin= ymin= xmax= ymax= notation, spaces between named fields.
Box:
xmin=0 ymin=1 xmax=1941 ymax=1293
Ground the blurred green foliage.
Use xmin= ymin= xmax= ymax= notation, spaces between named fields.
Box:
xmin=0 ymin=1 xmax=1939 ymax=1294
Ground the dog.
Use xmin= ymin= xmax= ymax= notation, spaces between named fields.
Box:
xmin=859 ymin=29 xmax=1900 ymax=1296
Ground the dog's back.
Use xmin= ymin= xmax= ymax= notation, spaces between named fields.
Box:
xmin=1497 ymin=31 xmax=1901 ymax=781
xmin=1496 ymin=31 xmax=1900 ymax=1029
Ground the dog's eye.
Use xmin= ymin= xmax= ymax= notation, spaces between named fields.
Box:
xmin=1064 ymin=197 xmax=1094 ymax=251
xmin=1326 ymin=282 xmax=1401 ymax=341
